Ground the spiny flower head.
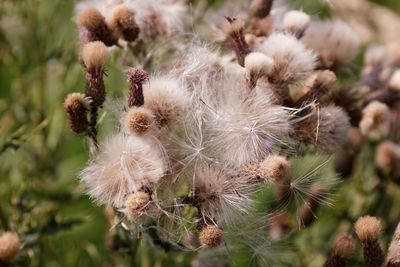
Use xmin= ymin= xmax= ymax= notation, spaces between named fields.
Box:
xmin=0 ymin=232 xmax=20 ymax=262
xmin=127 ymin=68 xmax=149 ymax=107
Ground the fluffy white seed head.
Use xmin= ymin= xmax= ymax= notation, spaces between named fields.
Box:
xmin=0 ymin=232 xmax=20 ymax=262
xmin=355 ymin=216 xmax=381 ymax=242
xmin=194 ymin=165 xmax=255 ymax=225
xmin=359 ymin=101 xmax=389 ymax=134
xmin=79 ymin=134 xmax=166 ymax=207
xmin=389 ymin=69 xmax=400 ymax=91
xmin=129 ymin=0 xmax=186 ymax=39
xmin=302 ymin=20 xmax=359 ymax=69
xmin=143 ymin=76 xmax=188 ymax=128
xmin=258 ymin=33 xmax=317 ymax=85
xmin=206 ymin=91 xmax=290 ymax=166
xmin=304 ymin=106 xmax=350 ymax=154
xmin=283 ymin=10 xmax=310 ymax=37
xmin=82 ymin=41 xmax=109 ymax=70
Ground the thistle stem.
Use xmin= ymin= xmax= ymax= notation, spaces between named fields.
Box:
xmin=87 ymin=106 xmax=99 ymax=149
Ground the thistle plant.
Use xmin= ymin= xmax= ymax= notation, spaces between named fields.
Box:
xmin=61 ymin=0 xmax=359 ymax=265
xmin=2 ymin=0 xmax=400 ymax=266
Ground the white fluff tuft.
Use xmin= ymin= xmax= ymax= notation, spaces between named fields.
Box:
xmin=302 ymin=19 xmax=359 ymax=69
xmin=283 ymin=10 xmax=310 ymax=37
xmin=258 ymin=33 xmax=317 ymax=85
xmin=143 ymin=75 xmax=189 ymax=127
xmin=80 ymin=134 xmax=166 ymax=207
xmin=128 ymin=0 xmax=187 ymax=39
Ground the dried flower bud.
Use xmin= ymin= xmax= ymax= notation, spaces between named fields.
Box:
xmin=386 ymin=222 xmax=400 ymax=267
xmin=223 ymin=17 xmax=252 ymax=67
xmin=333 ymin=233 xmax=356 ymax=260
xmin=359 ymin=101 xmax=389 ymax=134
xmin=355 ymin=216 xmax=381 ymax=242
xmin=110 ymin=6 xmax=140 ymax=42
xmin=0 ymin=232 xmax=20 ymax=262
xmin=78 ymin=7 xmax=117 ymax=46
xmin=78 ymin=7 xmax=105 ymax=32
xmin=127 ymin=68 xmax=149 ymax=107
xmin=324 ymin=233 xmax=356 ymax=267
xmin=283 ymin=10 xmax=310 ymax=39
xmin=199 ymin=224 xmax=223 ymax=248
xmin=82 ymin=41 xmax=109 ymax=71
xmin=250 ymin=0 xmax=273 ymax=18
xmin=260 ymin=155 xmax=290 ymax=182
xmin=297 ymin=185 xmax=327 ymax=226
xmin=389 ymin=69 xmax=400 ymax=92
xmin=123 ymin=107 xmax=153 ymax=135
xmin=355 ymin=216 xmax=384 ymax=267
xmin=64 ymin=93 xmax=90 ymax=134
xmin=124 ymin=191 xmax=151 ymax=219
xmin=82 ymin=41 xmax=109 ymax=107
xmin=375 ymin=141 xmax=400 ymax=172
xmin=244 ymin=52 xmax=274 ymax=89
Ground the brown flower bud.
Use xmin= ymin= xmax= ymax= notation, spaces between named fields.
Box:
xmin=64 ymin=93 xmax=90 ymax=134
xmin=199 ymin=224 xmax=223 ymax=248
xmin=78 ymin=7 xmax=117 ymax=46
xmin=124 ymin=192 xmax=151 ymax=220
xmin=110 ymin=6 xmax=140 ymax=42
xmin=355 ymin=216 xmax=384 ymax=267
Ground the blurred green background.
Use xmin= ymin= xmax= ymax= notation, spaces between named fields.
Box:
xmin=1 ymin=0 xmax=400 ymax=266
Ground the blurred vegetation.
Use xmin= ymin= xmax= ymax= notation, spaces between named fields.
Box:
xmin=0 ymin=0 xmax=399 ymax=266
